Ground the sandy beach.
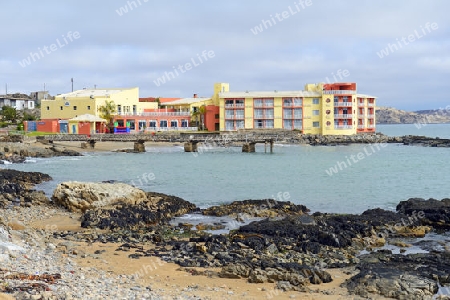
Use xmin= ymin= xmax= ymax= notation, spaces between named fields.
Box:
xmin=28 ymin=212 xmax=367 ymax=300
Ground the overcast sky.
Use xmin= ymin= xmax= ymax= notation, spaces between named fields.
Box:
xmin=1 ymin=0 xmax=449 ymax=110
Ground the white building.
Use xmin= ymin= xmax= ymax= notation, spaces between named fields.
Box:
xmin=0 ymin=94 xmax=35 ymax=110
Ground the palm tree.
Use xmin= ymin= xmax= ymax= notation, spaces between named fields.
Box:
xmin=98 ymin=100 xmax=116 ymax=133
xmin=191 ymin=105 xmax=207 ymax=130
xmin=198 ymin=105 xmax=206 ymax=131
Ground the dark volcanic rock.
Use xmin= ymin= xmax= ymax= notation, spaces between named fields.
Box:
xmin=80 ymin=192 xmax=197 ymax=230
xmin=0 ymin=169 xmax=51 ymax=207
xmin=345 ymin=252 xmax=450 ymax=299
xmin=237 ymin=214 xmax=375 ymax=250
xmin=202 ymin=199 xmax=309 ymax=218
xmin=396 ymin=197 xmax=450 ymax=230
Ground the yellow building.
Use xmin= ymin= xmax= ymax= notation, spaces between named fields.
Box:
xmin=218 ymin=82 xmax=376 ymax=135
xmin=40 ymin=87 xmax=157 ymax=120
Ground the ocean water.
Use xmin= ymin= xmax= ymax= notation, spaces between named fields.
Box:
xmin=377 ymin=123 xmax=450 ymax=139
xmin=4 ymin=124 xmax=450 ymax=214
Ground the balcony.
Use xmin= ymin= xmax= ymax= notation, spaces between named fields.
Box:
xmin=358 ymin=102 xmax=365 ymax=107
xmin=334 ymin=114 xmax=353 ymax=119
xmin=368 ymin=125 xmax=375 ymax=128
xmin=334 ymin=102 xmax=353 ymax=107
xmin=368 ymin=103 xmax=375 ymax=107
xmin=323 ymin=90 xmax=356 ymax=95
xmin=225 ymin=115 xmax=245 ymax=120
xmin=117 ymin=111 xmax=190 ymax=117
xmin=357 ymin=125 xmax=365 ymax=129
xmin=254 ymin=103 xmax=274 ymax=108
xmin=334 ymin=125 xmax=353 ymax=129
xmin=225 ymin=104 xmax=245 ymax=108
xmin=144 ymin=127 xmax=198 ymax=132
xmin=367 ymin=114 xmax=375 ymax=118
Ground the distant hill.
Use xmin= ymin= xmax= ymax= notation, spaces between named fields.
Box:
xmin=376 ymin=107 xmax=450 ymax=124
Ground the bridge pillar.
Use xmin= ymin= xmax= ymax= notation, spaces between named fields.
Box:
xmin=265 ymin=139 xmax=273 ymax=153
xmin=134 ymin=140 xmax=146 ymax=152
xmin=242 ymin=142 xmax=256 ymax=153
xmin=81 ymin=140 xmax=96 ymax=149
xmin=184 ymin=141 xmax=198 ymax=152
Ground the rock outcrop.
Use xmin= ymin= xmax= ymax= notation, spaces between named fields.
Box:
xmin=80 ymin=191 xmax=197 ymax=230
xmin=52 ymin=181 xmax=148 ymax=213
xmin=345 ymin=252 xmax=449 ymax=299
xmin=202 ymin=199 xmax=309 ymax=218
xmin=0 ymin=142 xmax=81 ymax=164
xmin=396 ymin=197 xmax=450 ymax=230
xmin=0 ymin=169 xmax=51 ymax=208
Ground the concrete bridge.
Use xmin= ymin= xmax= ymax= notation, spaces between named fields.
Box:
xmin=36 ymin=133 xmax=276 ymax=153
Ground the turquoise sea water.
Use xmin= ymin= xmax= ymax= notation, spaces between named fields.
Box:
xmin=4 ymin=124 xmax=450 ymax=214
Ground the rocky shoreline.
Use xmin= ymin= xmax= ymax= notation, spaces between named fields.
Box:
xmin=0 ymin=142 xmax=81 ymax=164
xmin=0 ymin=172 xmax=449 ymax=299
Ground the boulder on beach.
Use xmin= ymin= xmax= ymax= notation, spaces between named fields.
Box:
xmin=52 ymin=181 xmax=148 ymax=212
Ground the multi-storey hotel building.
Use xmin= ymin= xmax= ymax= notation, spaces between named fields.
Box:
xmin=218 ymin=82 xmax=376 ymax=135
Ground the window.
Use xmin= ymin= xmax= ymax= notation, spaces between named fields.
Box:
xmin=215 ymin=114 xmax=219 ymax=119
xmin=160 ymin=120 xmax=167 ymax=127
xmin=313 ymin=121 xmax=320 ymax=128
xmin=73 ymin=106 xmax=77 ymax=110
xmin=170 ymin=120 xmax=178 ymax=128
xmin=283 ymin=98 xmax=292 ymax=106
xmin=254 ymin=98 xmax=273 ymax=107
xmin=283 ymin=100 xmax=303 ymax=130
xmin=117 ymin=105 xmax=122 ymax=114
xmin=60 ymin=106 xmax=63 ymax=110
xmin=87 ymin=106 xmax=91 ymax=110
xmin=293 ymin=98 xmax=302 ymax=106
xmin=46 ymin=106 xmax=49 ymax=110
xmin=138 ymin=120 xmax=146 ymax=130
xmin=313 ymin=98 xmax=320 ymax=104
xmin=313 ymin=110 xmax=319 ymax=116
xmin=149 ymin=120 xmax=157 ymax=127
xmin=181 ymin=119 xmax=188 ymax=127
xmin=128 ymin=120 xmax=135 ymax=130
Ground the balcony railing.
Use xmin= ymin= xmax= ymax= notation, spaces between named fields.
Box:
xmin=368 ymin=125 xmax=375 ymax=128
xmin=254 ymin=103 xmax=274 ymax=108
xmin=225 ymin=116 xmax=245 ymax=120
xmin=323 ymin=90 xmax=356 ymax=95
xmin=367 ymin=114 xmax=375 ymax=118
xmin=334 ymin=114 xmax=353 ymax=119
xmin=357 ymin=125 xmax=365 ymax=129
xmin=117 ymin=111 xmax=190 ymax=117
xmin=334 ymin=102 xmax=353 ymax=107
xmin=225 ymin=104 xmax=245 ymax=108
xmin=334 ymin=125 xmax=353 ymax=129
xmin=368 ymin=103 xmax=375 ymax=107
xmin=358 ymin=102 xmax=365 ymax=107
xmin=144 ymin=127 xmax=198 ymax=132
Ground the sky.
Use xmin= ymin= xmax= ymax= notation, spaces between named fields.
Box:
xmin=1 ymin=0 xmax=449 ymax=111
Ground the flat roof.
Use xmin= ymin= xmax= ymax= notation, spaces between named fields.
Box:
xmin=356 ymin=94 xmax=377 ymax=98
xmin=56 ymin=88 xmax=137 ymax=98
xmin=220 ymin=90 xmax=321 ymax=98
xmin=162 ymin=97 xmax=211 ymax=105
